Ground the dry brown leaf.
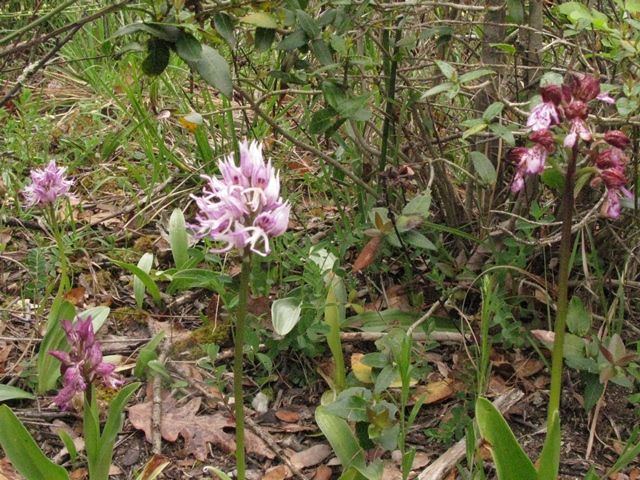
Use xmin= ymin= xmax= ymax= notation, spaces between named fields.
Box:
xmin=69 ymin=469 xmax=88 ymax=480
xmin=129 ymin=396 xmax=274 ymax=462
xmin=411 ymin=379 xmax=460 ymax=404
xmin=0 ymin=457 xmax=21 ymax=480
xmin=261 ymin=465 xmax=290 ymax=480
xmin=275 ymin=410 xmax=300 ymax=423
xmin=352 ymin=236 xmax=383 ymax=273
xmin=290 ymin=444 xmax=332 ymax=470
xmin=411 ymin=452 xmax=431 ymax=470
xmin=514 ymin=357 xmax=544 ymax=378
xmin=138 ymin=455 xmax=170 ymax=480
xmin=312 ymin=465 xmax=333 ymax=480
xmin=382 ymin=466 xmax=403 ymax=480
xmin=629 ymin=468 xmax=640 ymax=480
xmin=64 ymin=287 xmax=86 ymax=306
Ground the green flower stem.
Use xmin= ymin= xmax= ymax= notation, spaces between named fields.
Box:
xmin=47 ymin=206 xmax=70 ymax=323
xmin=233 ymin=247 xmax=252 ymax=480
xmin=547 ymin=145 xmax=577 ymax=424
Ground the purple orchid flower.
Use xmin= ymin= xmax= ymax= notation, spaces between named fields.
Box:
xmin=23 ymin=160 xmax=74 ymax=207
xmin=48 ymin=316 xmax=123 ymax=410
xmin=190 ymin=140 xmax=291 ymax=256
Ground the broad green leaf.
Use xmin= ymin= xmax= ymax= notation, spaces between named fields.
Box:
xmin=188 ymin=45 xmax=233 ymax=98
xmin=616 ymin=97 xmax=639 ymax=117
xmin=482 ymin=102 xmax=504 ymax=122
xmin=213 ymin=13 xmax=236 ymax=49
xmin=566 ymin=296 xmax=591 ymax=336
xmin=169 ymin=208 xmax=189 ymax=269
xmin=458 ymin=69 xmax=495 ymax=84
xmin=311 ymin=39 xmax=334 ymax=66
xmin=142 ymin=38 xmax=170 ymax=76
xmin=583 ymin=373 xmax=604 ymax=412
xmin=321 ymin=81 xmax=346 ymax=109
xmin=403 ymin=189 xmax=431 ymax=216
xmin=239 ymin=12 xmax=278 ymax=29
xmin=434 ymin=60 xmax=456 ymax=80
xmin=337 ymin=94 xmax=371 ymax=119
xmin=537 ymin=410 xmax=561 ymax=480
xmin=422 ymin=82 xmax=453 ymax=98
xmin=271 ymin=297 xmax=302 ymax=335
xmin=316 ymin=406 xmax=367 ymax=472
xmin=470 ymin=151 xmax=497 ymax=184
xmin=462 ymin=122 xmax=488 ymax=140
xmin=275 ymin=30 xmax=308 ymax=50
xmin=113 ymin=23 xmax=180 ymax=42
xmin=563 ymin=333 xmax=587 ymax=359
xmin=175 ymin=32 xmax=202 ymax=62
xmin=403 ymin=231 xmax=437 ymax=251
xmin=488 ymin=123 xmax=515 ymax=146
xmin=0 ymin=385 xmax=34 ymax=402
xmin=112 ymin=258 xmax=162 ymax=306
xmin=0 ymin=405 xmax=69 ymax=480
xmin=135 ymin=331 xmax=165 ymax=379
xmin=135 ymin=253 xmax=155 ymax=308
xmin=309 ymin=108 xmax=337 ymax=134
xmin=489 ymin=43 xmax=516 ymax=55
xmin=296 ymin=9 xmax=320 ymax=38
xmin=475 ymin=398 xmax=538 ymax=480
xmin=506 ymin=0 xmax=524 ymax=23
xmin=37 ymin=301 xmax=76 ymax=393
xmin=254 ymin=27 xmax=275 ymax=53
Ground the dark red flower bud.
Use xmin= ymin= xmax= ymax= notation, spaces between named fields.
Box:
xmin=576 ymin=74 xmax=601 ymax=102
xmin=596 ymin=147 xmax=625 ymax=170
xmin=540 ymin=85 xmax=563 ymax=105
xmin=601 ymin=167 xmax=627 ymax=190
xmin=563 ymin=101 xmax=589 ymax=120
xmin=529 ymin=129 xmax=555 ymax=151
xmin=604 ymin=130 xmax=631 ymax=149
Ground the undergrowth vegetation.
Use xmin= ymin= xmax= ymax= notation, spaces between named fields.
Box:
xmin=1 ymin=0 xmax=640 ymax=479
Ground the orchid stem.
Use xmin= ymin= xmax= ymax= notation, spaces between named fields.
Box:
xmin=48 ymin=205 xmax=69 ymax=322
xmin=547 ymin=145 xmax=577 ymax=424
xmin=233 ymin=247 xmax=252 ymax=480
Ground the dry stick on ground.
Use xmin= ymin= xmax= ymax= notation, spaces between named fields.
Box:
xmin=416 ymin=388 xmax=525 ymax=480
xmin=152 ymin=346 xmax=170 ymax=455
xmin=340 ymin=331 xmax=469 ymax=344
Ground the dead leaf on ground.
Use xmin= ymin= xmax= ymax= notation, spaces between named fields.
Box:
xmin=0 ymin=456 xmax=21 ymax=480
xmin=290 ymin=444 xmax=332 ymax=470
xmin=261 ymin=465 xmax=291 ymax=480
xmin=312 ymin=465 xmax=332 ymax=480
xmin=352 ymin=236 xmax=383 ymax=273
xmin=275 ymin=410 xmax=299 ymax=423
xmin=411 ymin=379 xmax=461 ymax=404
xmin=129 ymin=396 xmax=274 ymax=462
xmin=513 ymin=357 xmax=544 ymax=378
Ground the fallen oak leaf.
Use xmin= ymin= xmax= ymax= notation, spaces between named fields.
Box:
xmin=129 ymin=396 xmax=274 ymax=462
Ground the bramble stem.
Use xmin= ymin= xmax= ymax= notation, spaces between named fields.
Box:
xmin=547 ymin=145 xmax=577 ymax=424
xmin=233 ymin=248 xmax=252 ymax=480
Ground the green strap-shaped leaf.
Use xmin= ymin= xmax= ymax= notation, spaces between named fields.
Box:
xmin=0 ymin=405 xmax=69 ymax=480
xmin=537 ymin=410 xmax=561 ymax=480
xmin=475 ymin=397 xmax=538 ymax=480
xmin=0 ymin=384 xmax=34 ymax=402
xmin=37 ymin=301 xmax=76 ymax=393
xmin=169 ymin=208 xmax=189 ymax=270
xmin=112 ymin=258 xmax=162 ymax=306
xmin=315 ymin=406 xmax=367 ymax=474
